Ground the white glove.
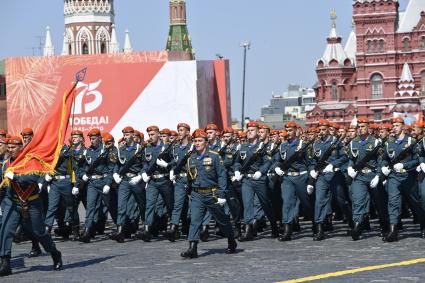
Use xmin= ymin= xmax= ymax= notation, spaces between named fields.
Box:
xmin=38 ymin=183 xmax=43 ymax=193
xmin=417 ymin=165 xmax=422 ymax=173
xmin=310 ymin=170 xmax=318 ymax=179
xmin=230 ymin=176 xmax=236 ymax=182
xmin=102 ymin=185 xmax=110 ymax=194
xmin=234 ymin=171 xmax=243 ymax=181
xmin=45 ymin=174 xmax=53 ymax=182
xmin=421 ymin=163 xmax=425 ymax=173
xmin=393 ymin=163 xmax=404 ymax=173
xmin=170 ymin=170 xmax=176 ymax=182
xmin=275 ymin=167 xmax=284 ymax=176
xmin=382 ymin=180 xmax=387 ymax=186
xmin=216 ymin=198 xmax=227 ymax=206
xmin=142 ymin=172 xmax=150 ymax=183
xmin=252 ymin=171 xmax=262 ymax=180
xmin=129 ymin=175 xmax=142 ymax=185
xmin=113 ymin=173 xmax=122 ymax=184
xmin=347 ymin=167 xmax=357 ymax=179
xmin=370 ymin=175 xmax=379 ymax=189
xmin=82 ymin=174 xmax=89 ymax=182
xmin=72 ymin=187 xmax=79 ymax=195
xmin=5 ymin=171 xmax=14 ymax=180
xmin=156 ymin=158 xmax=168 ymax=168
xmin=47 ymin=185 xmax=51 ymax=193
xmin=381 ymin=166 xmax=391 ymax=176
xmin=307 ymin=185 xmax=314 ymax=195
xmin=323 ymin=164 xmax=334 ymax=173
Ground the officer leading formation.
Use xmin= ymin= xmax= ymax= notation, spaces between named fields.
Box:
xmin=1 ymin=117 xmax=425 ymax=276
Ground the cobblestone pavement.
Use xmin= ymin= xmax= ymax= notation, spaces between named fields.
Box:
xmin=3 ymin=219 xmax=425 ymax=283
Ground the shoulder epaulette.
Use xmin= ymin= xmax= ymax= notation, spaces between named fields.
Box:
xmin=209 ymin=150 xmax=219 ymax=155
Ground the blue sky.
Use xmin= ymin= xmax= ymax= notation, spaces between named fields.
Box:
xmin=0 ymin=0 xmax=410 ymax=120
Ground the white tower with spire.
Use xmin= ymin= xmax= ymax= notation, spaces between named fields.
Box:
xmin=395 ymin=63 xmax=419 ymax=97
xmin=109 ymin=24 xmax=119 ymax=53
xmin=123 ymin=29 xmax=133 ymax=53
xmin=43 ymin=26 xmax=55 ymax=56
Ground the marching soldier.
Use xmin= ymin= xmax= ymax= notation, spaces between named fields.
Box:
xmin=21 ymin=128 xmax=34 ymax=147
xmin=233 ymin=121 xmax=279 ymax=241
xmin=180 ymin=129 xmax=236 ymax=259
xmin=0 ymin=136 xmax=62 ymax=276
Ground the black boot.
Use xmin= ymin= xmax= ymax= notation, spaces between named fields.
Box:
xmin=363 ymin=216 xmax=371 ymax=231
xmin=181 ymin=241 xmax=198 ymax=259
xmin=0 ymin=256 xmax=12 ymax=277
xmin=271 ymin=222 xmax=279 ymax=238
xmin=313 ymin=223 xmax=325 ymax=241
xmin=166 ymin=224 xmax=180 ymax=242
xmin=234 ymin=223 xmax=241 ymax=239
xmin=215 ymin=225 xmax=225 ymax=237
xmin=51 ymin=251 xmax=63 ymax=271
xmin=351 ymin=222 xmax=362 ymax=241
xmin=110 ymin=226 xmax=125 ymax=243
xmin=136 ymin=225 xmax=152 ymax=242
xmin=46 ymin=226 xmax=52 ymax=236
xmin=28 ymin=240 xmax=42 ymax=258
xmin=78 ymin=228 xmax=92 ymax=243
xmin=252 ymin=220 xmax=259 ymax=237
xmin=324 ymin=215 xmax=333 ymax=232
xmin=383 ymin=224 xmax=398 ymax=242
xmin=226 ymin=236 xmax=237 ymax=254
xmin=292 ymin=219 xmax=301 ymax=232
xmin=71 ymin=225 xmax=80 ymax=241
xmin=239 ymin=224 xmax=254 ymax=242
xmin=200 ymin=225 xmax=210 ymax=242
xmin=278 ymin=224 xmax=292 ymax=241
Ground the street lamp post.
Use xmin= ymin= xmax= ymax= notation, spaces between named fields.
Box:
xmin=240 ymin=41 xmax=250 ymax=130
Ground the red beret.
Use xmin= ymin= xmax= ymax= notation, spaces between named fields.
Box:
xmin=379 ymin=124 xmax=392 ymax=130
xmin=87 ymin=128 xmax=101 ymax=137
xmin=103 ymin=133 xmax=114 ymax=143
xmin=71 ymin=130 xmax=83 ymax=136
xmin=192 ymin=129 xmax=208 ymax=139
xmin=122 ymin=126 xmax=135 ymax=133
xmin=318 ymin=119 xmax=330 ymax=127
xmin=134 ymin=130 xmax=141 ymax=137
xmin=0 ymin=129 xmax=6 ymax=136
xmin=0 ymin=137 xmax=6 ymax=144
xmin=357 ymin=116 xmax=369 ymax=124
xmin=160 ymin=128 xmax=171 ymax=135
xmin=177 ymin=123 xmax=191 ymax=131
xmin=307 ymin=127 xmax=318 ymax=133
xmin=412 ymin=120 xmax=425 ymax=128
xmin=391 ymin=117 xmax=404 ymax=124
xmin=205 ymin=123 xmax=219 ymax=131
xmin=8 ymin=136 xmax=23 ymax=145
xmin=146 ymin=125 xmax=159 ymax=132
xmin=369 ymin=123 xmax=379 ymax=129
xmin=246 ymin=121 xmax=260 ymax=128
xmin=279 ymin=130 xmax=288 ymax=137
xmin=21 ymin=128 xmax=33 ymax=136
xmin=170 ymin=130 xmax=178 ymax=137
xmin=259 ymin=124 xmax=271 ymax=130
xmin=222 ymin=127 xmax=234 ymax=134
xmin=270 ymin=129 xmax=279 ymax=136
xmin=238 ymin=131 xmax=247 ymax=138
xmin=285 ymin=121 xmax=297 ymax=128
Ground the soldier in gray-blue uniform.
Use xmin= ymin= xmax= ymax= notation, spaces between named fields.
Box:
xmin=308 ymin=119 xmax=347 ymax=241
xmin=233 ymin=121 xmax=279 ymax=241
xmin=167 ymin=123 xmax=193 ymax=241
xmin=0 ymin=136 xmax=62 ymax=276
xmin=273 ymin=121 xmax=314 ymax=241
xmin=0 ymin=136 xmax=8 ymax=229
xmin=346 ymin=117 xmax=388 ymax=240
xmin=78 ymin=129 xmax=115 ymax=243
xmin=380 ymin=117 xmax=425 ymax=242
xmin=138 ymin=125 xmax=174 ymax=242
xmin=109 ymin=127 xmax=145 ymax=242
xmin=180 ymin=129 xmax=236 ymax=259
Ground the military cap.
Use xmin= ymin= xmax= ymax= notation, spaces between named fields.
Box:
xmin=318 ymin=119 xmax=330 ymax=127
xmin=205 ymin=123 xmax=219 ymax=131
xmin=307 ymin=127 xmax=318 ymax=133
xmin=122 ymin=126 xmax=135 ymax=133
xmin=379 ymin=124 xmax=392 ymax=130
xmin=259 ymin=124 xmax=270 ymax=130
xmin=146 ymin=125 xmax=159 ymax=132
xmin=71 ymin=130 xmax=83 ymax=136
xmin=279 ymin=130 xmax=288 ymax=137
xmin=222 ymin=127 xmax=234 ymax=134
xmin=246 ymin=121 xmax=260 ymax=128
xmin=160 ymin=128 xmax=171 ymax=135
xmin=8 ymin=136 xmax=23 ymax=145
xmin=0 ymin=129 xmax=6 ymax=136
xmin=391 ymin=117 xmax=404 ymax=124
xmin=20 ymin=128 xmax=34 ymax=136
xmin=238 ymin=131 xmax=247 ymax=138
xmin=87 ymin=128 xmax=101 ymax=137
xmin=357 ymin=116 xmax=369 ymax=124
xmin=135 ymin=130 xmax=145 ymax=139
xmin=329 ymin=122 xmax=338 ymax=128
xmin=192 ymin=129 xmax=208 ymax=139
xmin=285 ymin=121 xmax=297 ymax=128
xmin=270 ymin=129 xmax=279 ymax=136
xmin=103 ymin=133 xmax=114 ymax=143
xmin=170 ymin=130 xmax=178 ymax=137
xmin=177 ymin=123 xmax=191 ymax=131
xmin=0 ymin=137 xmax=6 ymax=144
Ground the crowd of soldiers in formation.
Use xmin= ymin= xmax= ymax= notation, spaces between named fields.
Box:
xmin=0 ymin=116 xmax=425 ymax=275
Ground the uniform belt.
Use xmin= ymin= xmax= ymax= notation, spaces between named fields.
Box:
xmin=91 ymin=174 xmax=107 ymax=180
xmin=395 ymin=169 xmax=407 ymax=174
xmin=152 ymin=173 xmax=169 ymax=179
xmin=126 ymin=173 xmax=138 ymax=178
xmin=54 ymin=175 xmax=71 ymax=180
xmin=360 ymin=168 xmax=375 ymax=174
xmin=285 ymin=171 xmax=307 ymax=176
xmin=178 ymin=173 xmax=188 ymax=177
xmin=193 ymin=187 xmax=217 ymax=193
xmin=246 ymin=174 xmax=255 ymax=178
xmin=334 ymin=168 xmax=340 ymax=172
xmin=13 ymin=194 xmax=39 ymax=203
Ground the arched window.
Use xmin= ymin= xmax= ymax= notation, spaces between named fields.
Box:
xmin=421 ymin=72 xmax=425 ymax=96
xmin=367 ymin=41 xmax=372 ymax=53
xmin=403 ymin=38 xmax=410 ymax=51
xmin=100 ymin=43 xmax=106 ymax=54
xmin=422 ymin=37 xmax=425 ymax=49
xmin=82 ymin=43 xmax=89 ymax=55
xmin=331 ymin=82 xmax=338 ymax=100
xmin=371 ymin=74 xmax=383 ymax=98
xmin=379 ymin=39 xmax=385 ymax=52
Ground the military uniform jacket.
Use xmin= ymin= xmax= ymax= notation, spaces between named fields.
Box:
xmin=382 ymin=135 xmax=419 ymax=177
xmin=83 ymin=143 xmax=114 ymax=185
xmin=142 ymin=141 xmax=174 ymax=175
xmin=223 ymin=143 xmax=239 ymax=172
xmin=172 ymin=142 xmax=193 ymax=176
xmin=310 ymin=136 xmax=347 ymax=172
xmin=54 ymin=145 xmax=74 ymax=176
xmin=186 ymin=148 xmax=227 ymax=198
xmin=114 ymin=143 xmax=144 ymax=177
xmin=71 ymin=145 xmax=86 ymax=187
xmin=348 ymin=136 xmax=382 ymax=171
xmin=272 ymin=138 xmax=309 ymax=173
xmin=233 ymin=141 xmax=272 ymax=179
